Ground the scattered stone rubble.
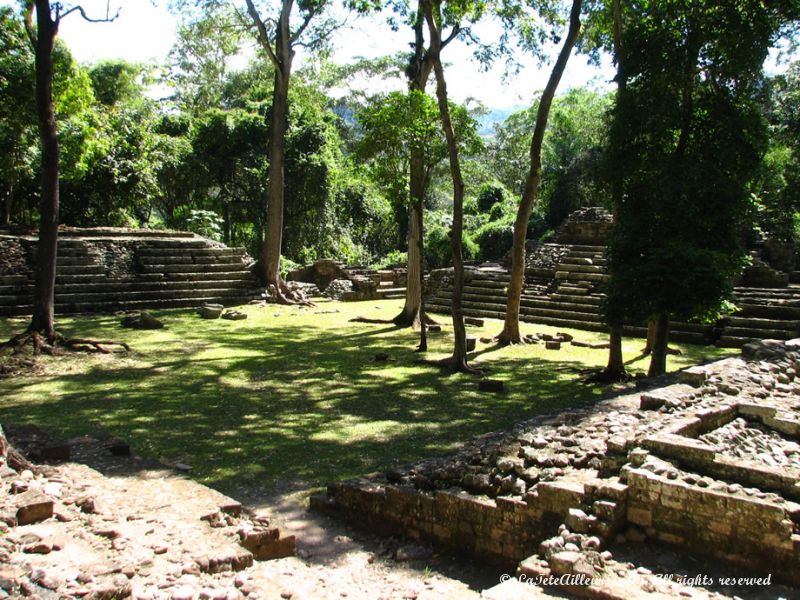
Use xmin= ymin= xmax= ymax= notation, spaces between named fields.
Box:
xmin=0 ymin=427 xmax=295 ymax=600
xmin=314 ymin=338 xmax=800 ymax=598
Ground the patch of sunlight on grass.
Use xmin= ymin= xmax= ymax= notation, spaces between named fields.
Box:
xmin=0 ymin=299 xmax=738 ymax=495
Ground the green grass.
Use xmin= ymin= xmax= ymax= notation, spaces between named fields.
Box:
xmin=0 ymin=300 xmax=735 ymax=497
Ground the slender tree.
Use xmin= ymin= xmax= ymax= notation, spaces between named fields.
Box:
xmin=242 ymin=0 xmax=331 ymax=304
xmin=496 ymin=0 xmax=583 ymax=344
xmin=0 ymin=0 xmax=127 ymax=355
xmin=420 ymin=0 xmax=473 ymax=369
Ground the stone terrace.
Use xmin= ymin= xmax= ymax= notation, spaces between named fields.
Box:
xmin=313 ymin=339 xmax=800 ymax=598
xmin=0 ymin=228 xmax=261 ymax=316
xmin=426 ymin=207 xmax=800 ymax=347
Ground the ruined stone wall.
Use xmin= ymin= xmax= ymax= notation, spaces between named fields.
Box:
xmin=552 ymin=207 xmax=614 ymax=246
xmin=626 ymin=465 xmax=800 ymax=581
xmin=316 ymin=480 xmax=589 ymax=566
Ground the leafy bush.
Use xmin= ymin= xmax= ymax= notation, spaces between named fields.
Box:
xmin=477 ymin=180 xmax=508 ymax=213
xmin=475 ymin=219 xmax=514 ymax=261
xmin=185 ymin=209 xmax=223 ymax=241
xmin=425 ymin=223 xmax=478 ymax=269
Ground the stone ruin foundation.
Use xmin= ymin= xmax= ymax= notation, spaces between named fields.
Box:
xmin=312 ymin=339 xmax=800 ymax=598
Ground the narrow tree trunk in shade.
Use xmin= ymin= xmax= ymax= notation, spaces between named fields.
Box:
xmin=605 ymin=325 xmax=624 ymax=374
xmin=647 ymin=312 xmax=670 ymax=377
xmin=416 ymin=189 xmax=427 ymax=350
xmin=603 ymin=0 xmax=626 ymax=379
xmin=394 ymin=162 xmax=424 ymax=328
xmin=29 ymin=0 xmax=59 ymax=341
xmin=1 ymin=180 xmax=12 ymax=227
xmin=497 ymin=0 xmax=583 ymax=344
xmin=643 ymin=319 xmax=656 ymax=354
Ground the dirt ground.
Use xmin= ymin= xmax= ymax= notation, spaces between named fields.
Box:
xmin=0 ymin=426 xmax=509 ymax=600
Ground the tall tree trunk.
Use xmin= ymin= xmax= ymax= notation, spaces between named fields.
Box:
xmin=422 ymin=0 xmax=468 ymax=370
xmin=394 ymin=163 xmax=424 ymax=328
xmin=261 ymin=69 xmax=290 ymax=294
xmin=497 ymin=0 xmax=583 ymax=344
xmin=603 ymin=0 xmax=626 ymax=379
xmin=29 ymin=0 xmax=59 ymax=341
xmin=394 ymin=11 xmax=433 ymax=329
xmin=605 ymin=325 xmax=624 ymax=375
xmin=647 ymin=312 xmax=669 ymax=377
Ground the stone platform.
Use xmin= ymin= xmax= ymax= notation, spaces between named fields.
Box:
xmin=426 ymin=208 xmax=800 ymax=347
xmin=312 ymin=339 xmax=800 ymax=598
xmin=0 ymin=228 xmax=261 ymax=316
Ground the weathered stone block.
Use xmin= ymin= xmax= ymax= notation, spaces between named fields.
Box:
xmin=15 ymin=491 xmax=53 ymax=525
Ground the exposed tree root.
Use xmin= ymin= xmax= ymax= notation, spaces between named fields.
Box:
xmin=0 ymin=426 xmax=37 ymax=474
xmin=493 ymin=329 xmax=526 ymax=346
xmin=268 ymin=280 xmax=315 ymax=306
xmin=0 ymin=330 xmax=130 ymax=356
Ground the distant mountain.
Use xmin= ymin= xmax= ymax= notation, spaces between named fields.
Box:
xmin=477 ymin=106 xmax=526 ymax=137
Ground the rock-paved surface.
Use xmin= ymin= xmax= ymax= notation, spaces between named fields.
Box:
xmin=0 ymin=428 xmax=500 ymax=600
xmin=316 ymin=339 xmax=800 ymax=599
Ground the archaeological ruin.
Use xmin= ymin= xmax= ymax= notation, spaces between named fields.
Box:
xmin=428 ymin=207 xmax=800 ymax=347
xmin=312 ymin=337 xmax=800 ymax=598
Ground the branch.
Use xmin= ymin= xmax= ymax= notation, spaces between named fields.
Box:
xmin=22 ymin=0 xmax=36 ymax=46
xmin=441 ymin=23 xmax=461 ymax=48
xmin=244 ymin=0 xmax=279 ymax=68
xmin=58 ymin=3 xmax=120 ymax=24
xmin=289 ymin=6 xmax=318 ymax=44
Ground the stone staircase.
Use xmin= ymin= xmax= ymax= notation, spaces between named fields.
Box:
xmin=0 ymin=229 xmax=261 ymax=316
xmin=427 ymin=242 xmax=800 ymax=347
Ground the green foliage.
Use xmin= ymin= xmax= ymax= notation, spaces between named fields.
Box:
xmin=488 ymin=86 xmax=612 ymax=229
xmin=603 ymin=0 xmax=783 ymax=327
xmin=354 ymin=90 xmax=482 ymax=248
xmin=89 ymin=60 xmax=145 ymax=106
xmin=424 ymin=217 xmax=478 ymax=269
xmin=185 ymin=209 xmax=223 ymax=241
xmin=474 ymin=219 xmax=514 ymax=261
xmin=476 ymin=180 xmax=508 ymax=213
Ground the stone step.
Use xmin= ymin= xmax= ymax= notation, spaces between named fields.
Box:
xmin=51 ymin=287 xmax=255 ymax=304
xmin=726 ymin=316 xmax=800 ymax=330
xmin=49 ymin=270 xmax=255 ymax=285
xmin=565 ymin=250 xmax=606 ymax=260
xmin=141 ymin=263 xmax=252 ymax=274
xmin=137 ymin=244 xmax=244 ymax=254
xmin=738 ymin=303 xmax=800 ymax=320
xmin=550 ymin=293 xmax=603 ymax=305
xmin=379 ymin=288 xmax=406 ymax=299
xmin=556 ymin=263 xmax=606 ymax=274
xmin=0 ymin=293 xmax=258 ymax=318
xmin=560 ymin=256 xmax=607 ymax=266
xmin=58 ymin=228 xmax=198 ymax=239
xmin=53 ymin=279 xmax=255 ymax=295
xmin=138 ymin=254 xmax=246 ymax=266
xmin=56 ymin=256 xmax=99 ymax=266
xmin=555 ymin=271 xmax=609 ymax=282
xmin=566 ymin=244 xmax=607 ymax=253
xmin=722 ymin=326 xmax=797 ymax=339
xmin=716 ymin=336 xmax=756 ymax=348
xmin=56 ymin=264 xmax=107 ymax=275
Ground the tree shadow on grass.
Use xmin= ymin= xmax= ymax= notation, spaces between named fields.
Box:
xmin=0 ymin=309 xmax=609 ymax=498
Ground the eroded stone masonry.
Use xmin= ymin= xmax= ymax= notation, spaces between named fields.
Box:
xmin=313 ymin=339 xmax=800 ymax=598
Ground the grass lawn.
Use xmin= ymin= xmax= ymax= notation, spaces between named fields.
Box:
xmin=0 ymin=299 xmax=735 ymax=498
